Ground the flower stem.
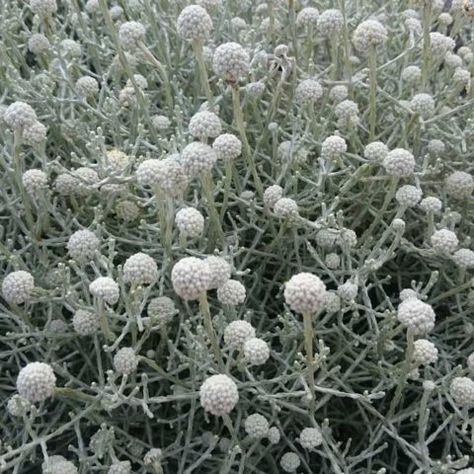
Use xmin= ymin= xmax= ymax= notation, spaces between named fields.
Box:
xmin=192 ymin=40 xmax=213 ymax=105
xmin=303 ymin=311 xmax=316 ymax=410
xmin=199 ymin=293 xmax=225 ymax=372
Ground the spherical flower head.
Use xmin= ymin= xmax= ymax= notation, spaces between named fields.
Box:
xmin=277 ymin=141 xmax=308 ymax=165
xmin=224 ymin=320 xmax=256 ymax=350
xmin=395 ymin=185 xmax=422 ymax=207
xmin=107 ymin=461 xmax=131 ymax=474
xmin=299 ymin=427 xmax=323 ymax=449
xmin=22 ymin=169 xmax=48 ymax=197
xmin=420 ymin=196 xmax=442 ymax=213
xmin=397 ymin=298 xmax=435 ymax=335
xmin=109 ymin=5 xmax=123 ymax=20
xmin=329 ymin=85 xmax=348 ymax=103
xmin=213 ymin=42 xmax=250 ymax=83
xmin=152 ymin=114 xmax=171 ymax=130
xmin=22 ymin=121 xmax=47 ymax=146
xmin=274 ymin=198 xmax=298 ymax=219
xmin=445 ymin=52 xmax=463 ymax=68
xmin=55 ymin=173 xmax=79 ymax=196
xmin=175 ymin=207 xmax=205 ymax=238
xmin=136 ymin=159 xmax=164 ymax=188
xmin=113 ymin=347 xmax=138 ymax=375
xmin=267 ymin=426 xmax=281 ymax=444
xmin=284 ymin=272 xmax=326 ymax=315
xmin=401 ymin=65 xmax=421 ymax=83
xmin=43 ymin=458 xmax=78 ymax=474
xmin=457 ymin=470 xmax=474 ymax=474
xmin=115 ymin=200 xmax=139 ymax=222
xmin=67 ymin=229 xmax=100 ymax=262
xmin=181 ymin=142 xmax=217 ymax=176
xmin=453 ymin=67 xmax=471 ymax=89
xmin=4 ymin=102 xmax=37 ymax=130
xmin=458 ymin=46 xmax=473 ymax=63
xmin=325 ymin=253 xmax=340 ymax=270
xmin=296 ymin=7 xmax=319 ymax=28
xmin=60 ymin=39 xmax=81 ymax=58
xmin=7 ymin=394 xmax=33 ymax=417
xmin=244 ymin=414 xmax=269 ymax=439
xmin=119 ymin=21 xmax=146 ymax=50
xmin=412 ymin=339 xmax=438 ymax=366
xmin=263 ymin=185 xmax=283 ymax=209
xmin=29 ymin=0 xmax=57 ymax=17
xmin=155 ymin=156 xmax=187 ymax=195
xmin=89 ymin=277 xmax=120 ymax=305
xmin=317 ymin=9 xmax=343 ymax=36
xmin=123 ymin=253 xmax=158 ymax=286
xmin=364 ymin=141 xmax=388 ymax=161
xmin=321 ymin=135 xmax=347 ymax=160
xmin=337 ymin=281 xmax=358 ymax=302
xmin=446 ymin=171 xmax=473 ymax=199
xmin=72 ymin=309 xmax=100 ymax=336
xmin=74 ymin=167 xmax=99 ymax=196
xmin=213 ymin=133 xmax=242 ymax=161
xmin=400 ymin=288 xmax=419 ymax=301
xmin=383 ymin=148 xmax=415 ymax=177
xmin=295 ymin=79 xmax=323 ymax=105
xmin=280 ymin=452 xmax=301 ymax=473
xmin=200 ymin=374 xmax=239 ymax=416
xmin=324 ymin=292 xmax=341 ymax=313
xmin=205 ymin=256 xmax=231 ymax=289
xmin=450 ymin=376 xmax=474 ymax=406
xmin=189 ymin=111 xmax=221 ymax=140
xmin=28 ymin=33 xmax=50 ymax=55
xmin=353 ymin=20 xmax=387 ymax=52
xmin=410 ymin=93 xmax=435 ymax=118
xmin=335 ymin=99 xmax=359 ymax=126
xmin=75 ymin=76 xmax=99 ymax=98
xmin=144 ymin=449 xmax=163 ymax=466
xmin=172 ymin=257 xmax=211 ymax=300
xmin=2 ymin=270 xmax=34 ymax=305
xmin=243 ymin=337 xmax=270 ymax=365
xmin=246 ymin=80 xmax=265 ymax=97
xmin=217 ymin=279 xmax=246 ymax=306
xmin=17 ymin=362 xmax=56 ymax=403
xmin=452 ymin=249 xmax=474 ymax=269
xmin=429 ymin=32 xmax=455 ymax=55
xmin=147 ymin=296 xmax=176 ymax=324
xmin=177 ymin=5 xmax=213 ymax=41
xmin=431 ymin=229 xmax=458 ymax=254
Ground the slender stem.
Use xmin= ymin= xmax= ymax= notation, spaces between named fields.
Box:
xmin=421 ymin=2 xmax=432 ymax=90
xmin=368 ymin=44 xmax=377 ymax=140
xmin=200 ymin=170 xmax=224 ymax=251
xmin=220 ymin=160 xmax=233 ymax=220
xmin=303 ymin=311 xmax=316 ymax=411
xmin=199 ymin=293 xmax=225 ymax=372
xmin=231 ymin=85 xmax=263 ymax=197
xmin=97 ymin=299 xmax=114 ymax=342
xmin=192 ymin=40 xmax=213 ymax=105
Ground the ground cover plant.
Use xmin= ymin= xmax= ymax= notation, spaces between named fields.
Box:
xmin=1 ymin=0 xmax=474 ymax=472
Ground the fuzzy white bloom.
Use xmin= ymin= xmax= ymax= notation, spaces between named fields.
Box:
xmin=383 ymin=148 xmax=415 ymax=177
xmin=2 ymin=270 xmax=35 ymax=305
xmin=85 ymin=0 xmax=99 ymax=12
xmin=115 ymin=200 xmax=139 ymax=222
xmin=453 ymin=68 xmax=471 ymax=90
xmin=136 ymin=159 xmax=163 ymax=188
xmin=143 ymin=449 xmax=162 ymax=465
xmin=189 ymin=111 xmax=222 ymax=140
xmin=427 ymin=139 xmax=445 ymax=156
xmin=22 ymin=169 xmax=48 ymax=197
xmin=75 ymin=76 xmax=99 ymax=98
xmin=246 ymin=80 xmax=265 ymax=97
xmin=67 ymin=230 xmax=100 ymax=262
xmin=397 ymin=298 xmax=436 ymax=335
xmin=267 ymin=426 xmax=281 ymax=444
xmin=315 ymin=228 xmax=339 ymax=249
xmin=317 ymin=9 xmax=344 ymax=36
xmin=278 ymin=141 xmax=308 ymax=165
xmin=295 ymin=79 xmax=323 ymax=104
xmin=452 ymin=249 xmax=474 ymax=269
xmin=324 ymin=292 xmax=341 ymax=313
xmin=337 ymin=281 xmax=358 ymax=302
xmin=458 ymin=46 xmax=473 ymax=63
xmin=412 ymin=339 xmax=438 ymax=366
xmin=217 ymin=279 xmax=246 ymax=306
xmin=224 ymin=320 xmax=256 ymax=350
xmin=429 ymin=32 xmax=455 ymax=56
xmin=445 ymin=171 xmax=473 ymax=199
xmin=364 ymin=141 xmax=389 ymax=161
xmin=263 ymin=185 xmax=283 ymax=209
xmin=181 ymin=142 xmax=217 ymax=176
xmin=123 ymin=253 xmax=158 ymax=285
xmin=17 ymin=362 xmax=56 ymax=402
xmin=177 ymin=5 xmax=213 ymax=41
xmin=29 ymin=0 xmax=57 ymax=17
xmin=205 ymin=256 xmax=231 ymax=289
xmin=445 ymin=52 xmax=463 ymax=68
xmin=60 ymin=39 xmax=81 ymax=57
xmin=213 ymin=133 xmax=242 ymax=161
xmin=4 ymin=101 xmax=37 ymax=130
xmin=299 ymin=427 xmax=323 ymax=449
xmin=395 ymin=185 xmax=422 ymax=207
xmin=274 ymin=198 xmax=298 ymax=219
xmin=22 ymin=121 xmax=47 ymax=146
xmin=175 ymin=207 xmax=205 ymax=238
xmin=74 ymin=167 xmax=99 ymax=196
xmin=109 ymin=5 xmax=123 ymax=20
xmin=450 ymin=377 xmax=474 ymax=406
xmin=329 ymin=85 xmax=348 ymax=103
xmin=113 ymin=347 xmax=139 ymax=375
xmin=280 ymin=452 xmax=301 ymax=473
xmin=7 ymin=394 xmax=33 ymax=417
xmin=296 ymin=7 xmax=319 ymax=27
xmin=352 ymin=20 xmax=387 ymax=52
xmin=335 ymin=99 xmax=359 ymax=127
xmin=147 ymin=296 xmax=176 ymax=324
xmin=106 ymin=149 xmax=129 ymax=171
xmin=28 ymin=33 xmax=50 ymax=54
xmin=244 ymin=414 xmax=269 ymax=438
xmin=157 ymin=156 xmax=188 ymax=196
xmin=401 ymin=65 xmax=421 ymax=83
xmin=431 ymin=229 xmax=458 ymax=254
xmin=420 ymin=196 xmax=442 ymax=213
xmin=55 ymin=173 xmax=79 ymax=196
xmin=400 ymin=289 xmax=418 ymax=301
xmin=89 ymin=277 xmax=120 ymax=304
xmin=324 ymin=253 xmax=340 ymax=269
xmin=72 ymin=309 xmax=100 ymax=336
xmin=42 ymin=457 xmax=78 ymax=474
xmin=410 ymin=93 xmax=435 ymax=118
xmin=285 ymin=272 xmax=327 ymax=314
xmin=321 ymin=135 xmax=347 ymax=160
xmin=119 ymin=21 xmax=146 ymax=50
xmin=107 ymin=461 xmax=131 ymax=474
xmin=172 ymin=257 xmax=211 ymax=300
xmin=152 ymin=114 xmax=171 ymax=130
xmin=243 ymin=337 xmax=270 ymax=365
xmin=213 ymin=42 xmax=250 ymax=82
xmin=200 ymin=374 xmax=239 ymax=416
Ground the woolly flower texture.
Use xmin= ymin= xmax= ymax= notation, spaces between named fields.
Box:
xmin=284 ymin=272 xmax=327 ymax=315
